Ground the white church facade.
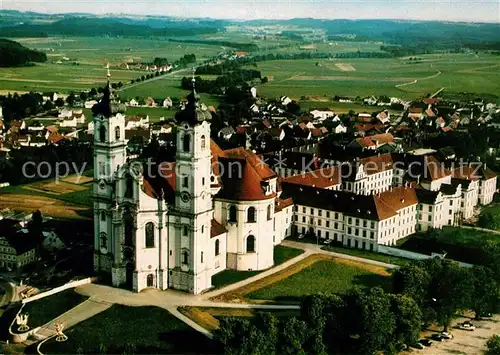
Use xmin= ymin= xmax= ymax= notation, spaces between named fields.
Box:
xmin=93 ymin=79 xmax=293 ymax=294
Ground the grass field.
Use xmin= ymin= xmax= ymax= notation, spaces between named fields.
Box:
xmin=0 ymin=173 xmax=92 ymax=219
xmin=211 ymin=245 xmax=304 ymax=289
xmin=424 ymin=226 xmax=500 ymax=247
xmin=20 ymin=289 xmax=87 ymax=331
xmin=40 ymin=305 xmax=218 ymax=354
xmin=250 ymin=53 xmax=500 ymax=101
xmin=246 ymin=259 xmax=392 ymax=301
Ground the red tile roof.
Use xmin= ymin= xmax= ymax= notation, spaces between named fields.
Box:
xmin=48 ymin=134 xmax=65 ymax=144
xmin=282 ymin=166 xmax=341 ymax=189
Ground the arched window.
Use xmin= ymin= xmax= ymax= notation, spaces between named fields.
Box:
xmin=229 ymin=205 xmax=237 ymax=222
xmin=183 ymin=134 xmax=191 ymax=152
xmin=100 ymin=232 xmax=107 ymax=248
xmin=182 ymin=250 xmax=189 ymax=264
xmin=114 ymin=126 xmax=121 ymax=140
xmin=246 ymin=235 xmax=255 ymax=253
xmin=215 ymin=239 xmax=220 ymax=256
xmin=201 ymin=135 xmax=206 ymax=149
xmin=99 ymin=125 xmax=106 ymax=143
xmin=267 ymin=205 xmax=272 ymax=220
xmin=125 ymin=176 xmax=134 ymax=198
xmin=100 ymin=211 xmax=106 ymax=221
xmin=145 ymin=222 xmax=155 ymax=248
xmin=247 ymin=207 xmax=256 ymax=223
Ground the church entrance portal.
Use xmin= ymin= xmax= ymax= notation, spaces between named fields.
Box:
xmin=147 ymin=274 xmax=154 ymax=287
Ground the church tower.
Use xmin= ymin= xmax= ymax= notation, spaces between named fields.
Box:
xmin=168 ymin=77 xmax=214 ymax=294
xmin=93 ymin=67 xmax=127 ymax=276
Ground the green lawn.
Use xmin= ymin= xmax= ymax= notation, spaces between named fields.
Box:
xmin=21 ymin=289 xmax=87 ymax=330
xmin=322 ymin=245 xmax=410 ymax=266
xmin=424 ymin=226 xmax=500 ymax=247
xmin=478 ymin=203 xmax=500 ymax=230
xmin=40 ymin=305 xmax=218 ymax=354
xmin=247 ymin=260 xmax=391 ymax=301
xmin=211 ymin=245 xmax=304 ymax=289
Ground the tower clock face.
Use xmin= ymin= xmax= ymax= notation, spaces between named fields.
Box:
xmin=98 ymin=179 xmax=106 ymax=190
xmin=180 ymin=191 xmax=191 ymax=203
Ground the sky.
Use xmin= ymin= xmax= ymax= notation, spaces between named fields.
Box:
xmin=1 ymin=0 xmax=499 ymax=23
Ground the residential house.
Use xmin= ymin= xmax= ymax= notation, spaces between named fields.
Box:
xmin=125 ymin=115 xmax=149 ymax=130
xmin=0 ymin=219 xmax=37 ymax=271
xmin=85 ymin=100 xmax=98 ymax=109
xmin=145 ymin=97 xmax=157 ymax=107
xmin=128 ymin=99 xmax=139 ymax=107
xmin=163 ymin=97 xmax=173 ymax=108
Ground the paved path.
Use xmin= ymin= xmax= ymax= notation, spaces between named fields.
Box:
xmin=26 ymin=298 xmax=112 ymax=345
xmin=281 ymin=240 xmax=399 ymax=270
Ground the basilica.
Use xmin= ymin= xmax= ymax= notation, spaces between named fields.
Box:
xmin=92 ymin=78 xmax=293 ymax=294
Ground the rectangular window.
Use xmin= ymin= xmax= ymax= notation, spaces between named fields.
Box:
xmin=326 ymin=211 xmax=330 ymax=218
xmin=302 ymin=216 xmax=306 ymax=223
xmin=371 ymin=221 xmax=375 ymax=229
xmin=318 ymin=210 xmax=322 ymax=216
xmin=318 ymin=220 xmax=322 ymax=226
xmin=348 ymin=227 xmax=352 ymax=234
xmin=326 ymin=221 xmax=330 ymax=228
xmin=363 ymin=220 xmax=367 ymax=228
xmin=182 ymin=176 xmax=188 ymax=188
xmin=429 ymin=206 xmax=433 ymax=212
xmin=326 ymin=231 xmax=329 ymax=239
xmin=348 ymin=217 xmax=352 ymax=224
xmin=355 ymin=219 xmax=360 ymax=226
xmin=334 ymin=222 xmax=338 ymax=229
xmin=311 ymin=208 xmax=314 ymax=215
xmin=302 ymin=207 xmax=306 ymax=213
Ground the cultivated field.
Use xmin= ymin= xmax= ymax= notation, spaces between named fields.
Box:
xmin=0 ymin=36 xmax=225 ymax=94
xmin=0 ymin=173 xmax=92 ymax=219
xmin=250 ymin=53 xmax=500 ymax=101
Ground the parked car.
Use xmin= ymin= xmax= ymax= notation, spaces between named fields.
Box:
xmin=322 ymin=239 xmax=331 ymax=244
xmin=431 ymin=334 xmax=444 ymax=341
xmin=481 ymin=312 xmax=493 ymax=318
xmin=441 ymin=332 xmax=453 ymax=339
xmin=298 ymin=234 xmax=306 ymax=240
xmin=420 ymin=339 xmax=433 ymax=347
xmin=458 ymin=322 xmax=476 ymax=331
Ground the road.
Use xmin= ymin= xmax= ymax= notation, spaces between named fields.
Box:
xmin=116 ymin=67 xmax=192 ymax=92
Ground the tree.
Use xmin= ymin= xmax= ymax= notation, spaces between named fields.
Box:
xmin=89 ymin=87 xmax=98 ymax=97
xmin=79 ymin=91 xmax=88 ymax=101
xmin=390 ymin=294 xmax=422 ymax=347
xmin=353 ymin=287 xmax=396 ymax=354
xmin=43 ymin=100 xmax=54 ymax=111
xmin=427 ymin=260 xmax=469 ymax=331
xmin=478 ymin=211 xmax=496 ymax=229
xmin=392 ymin=263 xmax=431 ymax=308
xmin=55 ymin=97 xmax=65 ymax=107
xmin=486 ymin=335 xmax=500 ymax=355
xmin=215 ymin=317 xmax=275 ymax=355
xmin=467 ymin=265 xmax=498 ymax=319
xmin=66 ymin=92 xmax=75 ymax=106
xmin=286 ymin=100 xmax=301 ymax=115
xmin=277 ymin=317 xmax=309 ymax=355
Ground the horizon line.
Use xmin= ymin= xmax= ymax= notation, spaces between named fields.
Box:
xmin=1 ymin=9 xmax=499 ymax=25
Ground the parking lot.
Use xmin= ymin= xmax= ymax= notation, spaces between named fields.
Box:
xmin=403 ymin=314 xmax=500 ymax=354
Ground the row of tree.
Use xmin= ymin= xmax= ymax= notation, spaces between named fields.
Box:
xmin=180 ymin=69 xmax=261 ymax=95
xmin=215 ymin=257 xmax=499 ymax=355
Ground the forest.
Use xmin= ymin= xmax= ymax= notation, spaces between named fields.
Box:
xmin=0 ymin=38 xmax=47 ymax=67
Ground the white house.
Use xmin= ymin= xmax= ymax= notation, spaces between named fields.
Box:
xmin=125 ymin=115 xmax=149 ymax=130
xmin=128 ymin=99 xmax=139 ymax=107
xmin=85 ymin=100 xmax=98 ymax=109
xmin=163 ymin=97 xmax=173 ymax=108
